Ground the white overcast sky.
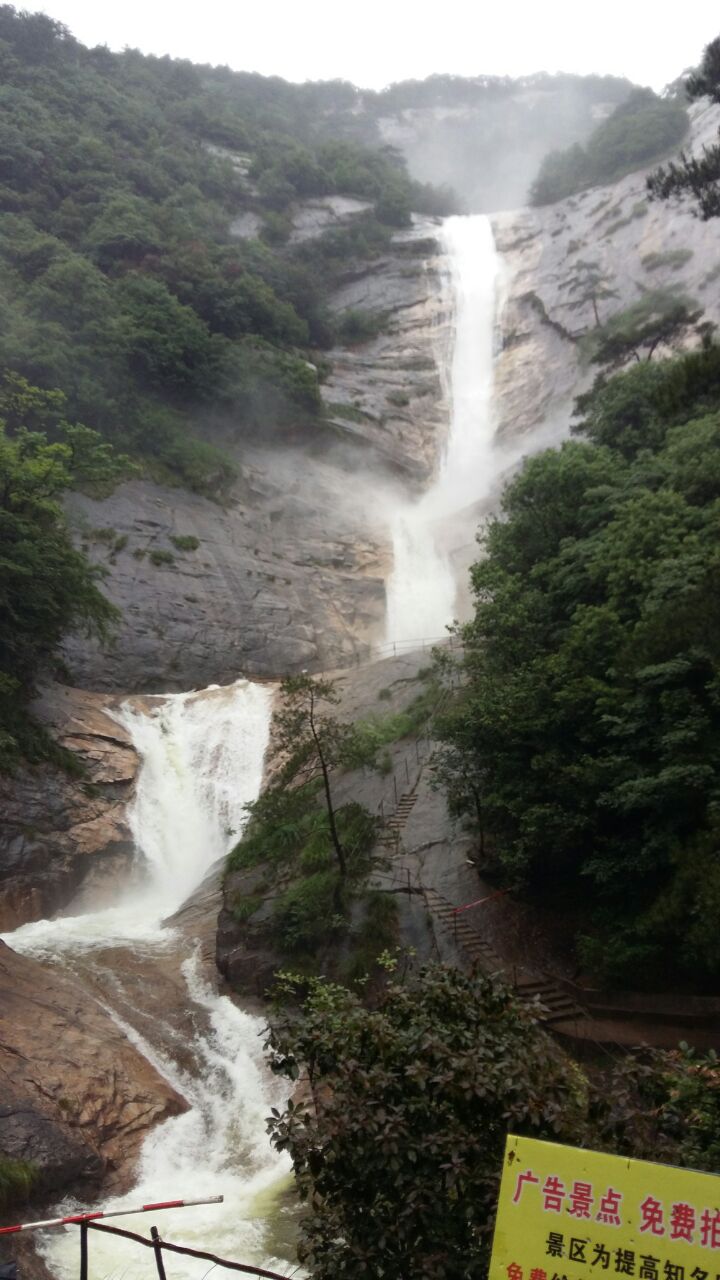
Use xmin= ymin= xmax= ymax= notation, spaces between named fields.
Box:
xmin=31 ymin=1 xmax=720 ymax=92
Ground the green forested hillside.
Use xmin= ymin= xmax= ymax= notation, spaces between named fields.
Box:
xmin=0 ymin=5 xmax=453 ymax=495
xmin=0 ymin=3 xmax=460 ymax=763
xmin=438 ymin=346 xmax=720 ymax=986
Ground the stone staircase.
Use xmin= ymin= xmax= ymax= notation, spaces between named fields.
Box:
xmin=423 ymin=886 xmax=587 ymax=1030
xmin=379 ymin=791 xmax=418 ymax=851
xmin=373 ymin=725 xmax=587 ymax=1035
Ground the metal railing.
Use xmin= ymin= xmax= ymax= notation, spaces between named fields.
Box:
xmin=0 ymin=1200 xmax=295 ymax=1280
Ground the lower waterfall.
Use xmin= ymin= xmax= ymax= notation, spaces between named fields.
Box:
xmin=3 ymin=680 xmax=296 ymax=1279
xmin=384 ymin=213 xmax=501 ymax=645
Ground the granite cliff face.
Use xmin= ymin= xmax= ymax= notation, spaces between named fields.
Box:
xmin=0 ymin=938 xmax=186 ymax=1198
xmin=0 ymin=686 xmax=137 ymax=932
xmin=492 ymin=100 xmax=720 ymax=457
xmin=60 ymin=216 xmax=446 ymax=693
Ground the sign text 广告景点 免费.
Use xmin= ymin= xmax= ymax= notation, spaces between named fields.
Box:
xmin=490 ymin=1135 xmax=720 ymax=1280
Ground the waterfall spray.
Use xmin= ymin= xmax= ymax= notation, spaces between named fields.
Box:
xmin=384 ymin=214 xmax=501 ymax=644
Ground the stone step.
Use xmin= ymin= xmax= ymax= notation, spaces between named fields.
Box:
xmin=542 ymin=1007 xmax=586 ymax=1026
xmin=423 ymin=887 xmax=589 ymax=1027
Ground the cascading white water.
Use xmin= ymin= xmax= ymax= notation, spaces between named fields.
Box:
xmin=384 ymin=213 xmax=501 ymax=644
xmin=8 ymin=682 xmax=272 ymax=952
xmin=3 ymin=680 xmax=296 ymax=1278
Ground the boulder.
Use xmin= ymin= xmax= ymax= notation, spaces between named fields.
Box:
xmin=0 ymin=687 xmax=138 ymax=931
xmin=0 ymin=939 xmax=187 ymax=1195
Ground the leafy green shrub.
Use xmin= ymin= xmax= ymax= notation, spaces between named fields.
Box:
xmin=266 ymin=966 xmax=587 ymax=1277
xmin=170 ymin=534 xmax=200 ymax=552
xmin=0 ymin=1157 xmax=37 ymax=1211
xmin=228 ymin=783 xmax=322 ymax=872
xmin=335 ymin=308 xmax=388 ymax=344
xmin=345 ymin=682 xmax=441 ymax=769
xmin=149 ymin=548 xmax=174 ymax=566
xmin=229 ymin=786 xmax=375 ymax=879
xmin=0 ymin=383 xmax=123 ymax=770
xmin=641 ymin=248 xmax=694 ymax=272
xmin=324 ymin=401 xmax=370 ymax=424
xmin=260 ymin=211 xmax=293 ymax=245
xmin=230 ymin=893 xmax=262 ymax=924
xmin=387 ymin=390 xmax=410 ymax=407
xmin=274 ymin=870 xmax=342 ymax=952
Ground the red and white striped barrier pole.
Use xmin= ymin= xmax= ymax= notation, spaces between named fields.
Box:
xmin=0 ymin=1196 xmax=223 ymax=1236
xmin=452 ymin=888 xmax=509 ymax=915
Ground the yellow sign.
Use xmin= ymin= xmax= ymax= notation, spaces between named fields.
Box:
xmin=490 ymin=1136 xmax=720 ymax=1280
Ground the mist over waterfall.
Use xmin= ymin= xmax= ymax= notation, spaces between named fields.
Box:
xmin=385 ymin=214 xmax=501 ymax=645
xmin=4 ymin=681 xmax=295 ymax=1279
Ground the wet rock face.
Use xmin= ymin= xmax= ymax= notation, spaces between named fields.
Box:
xmin=322 ymin=227 xmax=448 ymax=483
xmin=0 ymin=686 xmax=138 ymax=931
xmin=60 ymin=220 xmax=447 ymax=694
xmin=61 ymin=457 xmax=389 ymax=691
xmin=0 ymin=939 xmax=186 ymax=1195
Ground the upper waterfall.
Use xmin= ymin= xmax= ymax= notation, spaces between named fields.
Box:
xmin=384 ymin=214 xmax=501 ymax=646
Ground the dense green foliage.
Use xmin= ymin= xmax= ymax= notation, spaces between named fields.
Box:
xmin=228 ymin=788 xmax=381 ymax=960
xmin=267 ymin=965 xmax=585 ymax=1278
xmin=648 ymin=35 xmax=720 ymax=220
xmin=597 ymin=1046 xmax=720 ymax=1173
xmin=0 ymin=375 xmax=127 ymax=768
xmin=227 ymin=676 xmax=382 ymax=960
xmin=436 ymin=345 xmax=720 ymax=984
xmin=267 ymin=965 xmax=720 ymax=1279
xmin=0 ymin=6 xmax=454 ymax=493
xmin=531 ymin=89 xmax=689 ymax=205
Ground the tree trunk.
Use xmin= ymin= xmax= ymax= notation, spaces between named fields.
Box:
xmin=308 ymin=689 xmax=347 ymax=905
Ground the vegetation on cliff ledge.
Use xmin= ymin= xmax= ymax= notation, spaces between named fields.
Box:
xmin=0 ymin=374 xmax=128 ymax=770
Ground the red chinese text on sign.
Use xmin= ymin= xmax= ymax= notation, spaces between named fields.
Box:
xmin=513 ymin=1171 xmax=540 ymax=1204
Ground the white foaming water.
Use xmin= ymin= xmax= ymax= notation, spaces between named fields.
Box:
xmin=4 ymin=679 xmax=296 ymax=1277
xmin=385 ymin=214 xmax=501 ymax=644
xmin=35 ymin=955 xmax=294 ymax=1280
xmin=7 ymin=681 xmax=272 ymax=954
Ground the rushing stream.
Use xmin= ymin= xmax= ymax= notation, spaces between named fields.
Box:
xmin=3 ymin=680 xmax=296 ymax=1279
xmin=385 ymin=213 xmax=502 ymax=644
